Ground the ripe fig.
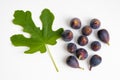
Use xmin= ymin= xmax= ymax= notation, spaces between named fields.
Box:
xmin=82 ymin=25 xmax=92 ymax=36
xmin=89 ymin=55 xmax=102 ymax=71
xmin=61 ymin=30 xmax=73 ymax=41
xmin=91 ymin=41 xmax=101 ymax=51
xmin=76 ymin=48 xmax=88 ymax=60
xmin=66 ymin=56 xmax=84 ymax=70
xmin=70 ymin=18 xmax=81 ymax=29
xmin=90 ymin=18 xmax=101 ymax=29
xmin=77 ymin=35 xmax=88 ymax=46
xmin=97 ymin=29 xmax=110 ymax=45
xmin=67 ymin=43 xmax=77 ymax=53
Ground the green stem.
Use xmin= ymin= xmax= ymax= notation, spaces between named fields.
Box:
xmin=46 ymin=45 xmax=59 ymax=72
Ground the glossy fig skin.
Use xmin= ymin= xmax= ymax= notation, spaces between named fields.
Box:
xmin=91 ymin=41 xmax=101 ymax=51
xmin=66 ymin=56 xmax=80 ymax=68
xmin=82 ymin=25 xmax=92 ymax=36
xmin=67 ymin=43 xmax=77 ymax=53
xmin=89 ymin=55 xmax=102 ymax=71
xmin=76 ymin=48 xmax=88 ymax=60
xmin=70 ymin=18 xmax=81 ymax=29
xmin=97 ymin=29 xmax=110 ymax=45
xmin=90 ymin=18 xmax=101 ymax=29
xmin=61 ymin=30 xmax=73 ymax=41
xmin=77 ymin=35 xmax=88 ymax=46
xmin=66 ymin=56 xmax=84 ymax=70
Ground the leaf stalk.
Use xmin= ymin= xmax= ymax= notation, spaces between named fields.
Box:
xmin=46 ymin=45 xmax=59 ymax=72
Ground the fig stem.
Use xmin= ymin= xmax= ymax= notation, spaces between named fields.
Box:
xmin=46 ymin=45 xmax=59 ymax=72
xmin=79 ymin=67 xmax=84 ymax=70
xmin=107 ymin=42 xmax=110 ymax=46
xmin=79 ymin=55 xmax=82 ymax=60
xmin=89 ymin=66 xmax=92 ymax=71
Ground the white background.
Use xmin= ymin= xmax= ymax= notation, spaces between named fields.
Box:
xmin=0 ymin=0 xmax=120 ymax=80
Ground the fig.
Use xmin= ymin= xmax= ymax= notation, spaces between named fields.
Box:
xmin=66 ymin=56 xmax=84 ymax=70
xmin=89 ymin=55 xmax=102 ymax=71
xmin=97 ymin=29 xmax=110 ymax=45
xmin=70 ymin=18 xmax=81 ymax=29
xmin=90 ymin=18 xmax=101 ymax=29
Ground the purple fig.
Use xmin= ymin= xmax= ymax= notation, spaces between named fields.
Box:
xmin=61 ymin=30 xmax=73 ymax=41
xmin=97 ymin=29 xmax=110 ymax=45
xmin=77 ymin=35 xmax=88 ymax=46
xmin=70 ymin=18 xmax=81 ymax=29
xmin=91 ymin=41 xmax=101 ymax=51
xmin=67 ymin=43 xmax=77 ymax=53
xmin=90 ymin=18 xmax=101 ymax=29
xmin=66 ymin=56 xmax=84 ymax=70
xmin=82 ymin=25 xmax=92 ymax=36
xmin=76 ymin=48 xmax=88 ymax=60
xmin=89 ymin=55 xmax=102 ymax=71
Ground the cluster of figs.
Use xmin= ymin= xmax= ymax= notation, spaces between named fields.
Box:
xmin=61 ymin=18 xmax=110 ymax=71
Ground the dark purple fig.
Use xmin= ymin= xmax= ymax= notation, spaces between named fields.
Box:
xmin=76 ymin=48 xmax=88 ymax=60
xmin=66 ymin=56 xmax=84 ymax=70
xmin=91 ymin=41 xmax=101 ymax=51
xmin=90 ymin=18 xmax=101 ymax=29
xmin=70 ymin=18 xmax=81 ymax=29
xmin=61 ymin=30 xmax=73 ymax=41
xmin=89 ymin=55 xmax=102 ymax=71
xmin=67 ymin=43 xmax=77 ymax=53
xmin=82 ymin=25 xmax=92 ymax=36
xmin=97 ymin=29 xmax=110 ymax=45
xmin=77 ymin=35 xmax=88 ymax=46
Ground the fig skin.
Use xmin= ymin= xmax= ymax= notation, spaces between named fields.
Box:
xmin=91 ymin=41 xmax=101 ymax=51
xmin=76 ymin=48 xmax=88 ymax=60
xmin=97 ymin=29 xmax=110 ymax=45
xmin=66 ymin=56 xmax=84 ymax=70
xmin=77 ymin=35 xmax=88 ymax=46
xmin=61 ymin=30 xmax=73 ymax=41
xmin=89 ymin=55 xmax=102 ymax=71
xmin=82 ymin=25 xmax=92 ymax=36
xmin=70 ymin=18 xmax=81 ymax=29
xmin=67 ymin=43 xmax=77 ymax=53
xmin=90 ymin=18 xmax=101 ymax=29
